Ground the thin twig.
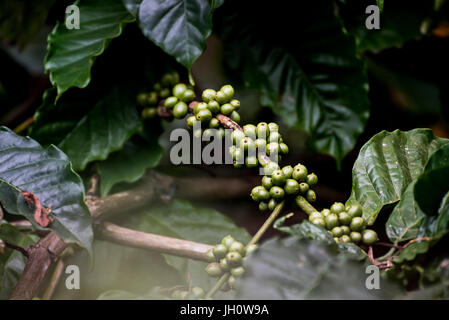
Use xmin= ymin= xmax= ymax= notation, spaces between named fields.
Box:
xmin=4 ymin=241 xmax=29 ymax=258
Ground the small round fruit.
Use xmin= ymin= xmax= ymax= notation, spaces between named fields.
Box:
xmin=259 ymin=201 xmax=268 ymax=211
xmin=311 ymin=218 xmax=326 ymax=228
xmin=193 ymin=129 xmax=202 ymax=139
xmin=153 ymin=82 xmax=162 ymax=91
xmin=270 ymin=186 xmax=285 ymax=200
xmin=334 ymin=237 xmax=339 ymax=243
xmin=338 ymin=211 xmax=352 ymax=225
xmin=215 ymin=90 xmax=228 ymax=104
xmin=271 ymin=170 xmax=286 ymax=186
xmin=186 ymin=116 xmax=198 ymax=129
xmin=207 ymin=100 xmax=220 ymax=114
xmin=279 ymin=143 xmax=289 ymax=155
xmin=330 ymin=202 xmax=345 ymax=214
xmin=137 ymin=92 xmax=147 ymax=105
xmin=309 ymin=211 xmax=323 ymax=221
xmin=306 ymin=173 xmax=318 ymax=186
xmin=250 ymin=186 xmax=264 ymax=201
xmin=196 ymin=109 xmax=212 ymax=122
xmin=299 ymin=182 xmax=309 ymax=194
xmin=321 ymin=208 xmax=331 ymax=217
xmin=331 ymin=226 xmax=343 ymax=237
xmin=266 ymin=142 xmax=280 ymax=156
xmin=268 ymin=198 xmax=278 ymax=211
xmin=282 ymin=165 xmax=293 ymax=179
xmin=340 ymin=226 xmax=350 ymax=235
xmin=246 ymin=156 xmax=258 ymax=168
xmin=339 ymin=235 xmax=351 ymax=243
xmin=284 ymin=179 xmax=300 ymax=195
xmin=258 ymin=154 xmax=270 ymax=167
xmin=141 ymin=107 xmax=158 ymax=119
xmin=202 ymin=89 xmax=216 ymax=103
xmin=209 ymin=117 xmax=220 ymax=128
xmin=178 ymin=290 xmax=189 ymax=300
xmin=181 ymin=89 xmax=195 ymax=102
xmin=230 ymin=99 xmax=240 ymax=110
xmin=362 ymin=230 xmax=378 ymax=245
xmin=159 ymin=88 xmax=170 ymax=98
xmin=205 ymin=262 xmax=223 ymax=277
xmin=192 ymin=287 xmax=205 ymax=299
xmin=173 ymin=83 xmax=187 ymax=98
xmin=231 ymin=130 xmax=245 ymax=144
xmin=193 ymin=102 xmax=208 ymax=114
xmin=230 ymin=111 xmax=240 ymax=122
xmin=306 ymin=189 xmax=316 ymax=202
xmin=216 ymin=128 xmax=225 ymax=139
xmin=268 ymin=131 xmax=281 ymax=143
xmin=228 ymin=275 xmax=237 ymax=289
xmin=240 ymin=137 xmax=255 ymax=151
xmin=205 ymin=249 xmax=216 ymax=262
xmin=212 ymin=244 xmax=228 ymax=259
xmin=292 ymin=165 xmax=308 ymax=181
xmin=220 ymin=103 xmax=233 ymax=115
xmin=229 ymin=241 xmax=245 ymax=255
xmin=221 ymin=235 xmax=235 ymax=249
xmin=173 ymin=102 xmax=188 ymax=119
xmin=262 ymin=176 xmax=273 ymax=190
xmin=226 ymin=252 xmax=243 ymax=267
xmin=147 ymin=92 xmax=158 ymax=105
xmin=350 ymin=231 xmax=362 ymax=243
xmin=245 ymin=244 xmax=258 ymax=256
xmin=256 ymin=122 xmax=269 ymax=139
xmin=325 ymin=214 xmax=339 ymax=230
xmin=264 ymin=162 xmax=280 ymax=175
xmin=221 ymin=85 xmax=235 ymax=100
xmin=171 ymin=289 xmax=182 ymax=300
xmin=231 ymin=266 xmax=245 ymax=277
xmin=255 ymin=138 xmax=267 ymax=151
xmin=350 ymin=217 xmax=366 ymax=232
xmin=243 ymin=124 xmax=257 ymax=139
xmin=347 ymin=204 xmax=363 ymax=218
xmin=256 ymin=187 xmax=270 ymax=202
xmin=268 ymin=122 xmax=279 ymax=132
xmin=161 ymin=73 xmax=174 ymax=86
xmin=219 ymin=258 xmax=230 ymax=271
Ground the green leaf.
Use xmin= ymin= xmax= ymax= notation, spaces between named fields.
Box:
xmin=122 ymin=200 xmax=250 ymax=290
xmin=377 ymin=0 xmax=384 ymax=12
xmin=347 ymin=129 xmax=449 ymax=225
xmin=236 ymin=237 xmax=400 ymax=299
xmin=217 ymin=1 xmax=370 ymax=165
xmin=44 ymin=0 xmax=134 ymax=99
xmin=393 ymin=241 xmax=430 ymax=264
xmin=97 ymin=133 xmax=163 ymax=197
xmin=0 ymin=127 xmax=93 ymax=252
xmin=57 ymin=87 xmax=143 ymax=171
xmin=138 ymin=0 xmax=213 ymax=70
xmin=0 ymin=223 xmax=39 ymax=299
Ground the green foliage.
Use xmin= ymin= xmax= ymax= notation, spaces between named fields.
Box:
xmin=44 ymin=0 xmax=134 ymax=99
xmin=0 ymin=127 xmax=93 ymax=253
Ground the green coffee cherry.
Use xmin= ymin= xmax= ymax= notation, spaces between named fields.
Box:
xmin=233 ymin=148 xmax=244 ymax=162
xmin=153 ymin=82 xmax=162 ymax=91
xmin=279 ymin=143 xmax=289 ymax=155
xmin=206 ymin=249 xmax=216 ymax=262
xmin=231 ymin=130 xmax=245 ymax=144
xmin=334 ymin=237 xmax=339 ymax=243
xmin=350 ymin=231 xmax=362 ymax=243
xmin=251 ymin=186 xmax=269 ymax=202
xmin=331 ymin=226 xmax=343 ymax=237
xmin=228 ymin=275 xmax=237 ymax=289
xmin=160 ymin=88 xmax=170 ymax=98
xmin=306 ymin=189 xmax=316 ymax=202
xmin=147 ymin=92 xmax=158 ymax=105
xmin=213 ymin=244 xmax=228 ymax=259
xmin=321 ymin=208 xmax=331 ymax=217
xmin=268 ymin=198 xmax=278 ymax=211
xmin=221 ymin=235 xmax=235 ymax=249
xmin=226 ymin=251 xmax=243 ymax=267
xmin=229 ymin=241 xmax=245 ymax=256
xmin=268 ymin=132 xmax=280 ymax=144
xmin=258 ymin=154 xmax=270 ymax=167
xmin=193 ymin=129 xmax=202 ymax=139
xmin=220 ymin=103 xmax=233 ymax=115
xmin=161 ymin=73 xmax=174 ymax=86
xmin=325 ymin=214 xmax=339 ymax=230
xmin=264 ymin=162 xmax=280 ymax=175
xmin=338 ymin=211 xmax=352 ymax=225
xmin=330 ymin=202 xmax=345 ymax=214
xmin=266 ymin=142 xmax=280 ymax=156
xmin=262 ymin=176 xmax=273 ymax=190
xmin=178 ymin=290 xmax=189 ymax=300
xmin=243 ymin=124 xmax=257 ymax=140
xmin=233 ymin=161 xmax=244 ymax=168
xmin=221 ymin=85 xmax=235 ymax=100
xmin=142 ymin=107 xmax=158 ymax=119
xmin=282 ymin=165 xmax=293 ymax=179
xmin=306 ymin=173 xmax=318 ymax=186
xmin=259 ymin=201 xmax=268 ymax=211
xmin=299 ymin=182 xmax=309 ymax=194
xmin=362 ymin=230 xmax=378 ymax=245
xmin=339 ymin=235 xmax=351 ymax=243
xmin=309 ymin=211 xmax=323 ymax=221
xmin=271 ymin=170 xmax=286 ymax=186
xmin=340 ymin=226 xmax=350 ymax=235
xmin=173 ymin=101 xmax=188 ymax=119
xmin=209 ymin=118 xmax=220 ymax=128
xmin=181 ymin=89 xmax=195 ymax=102
xmin=256 ymin=122 xmax=269 ymax=139
xmin=292 ymin=165 xmax=308 ymax=181
xmin=173 ymin=83 xmax=187 ymax=98
xmin=230 ymin=99 xmax=240 ymax=110
xmin=193 ymin=102 xmax=208 ymax=115
xmin=240 ymin=137 xmax=256 ymax=151
xmin=192 ymin=287 xmax=205 ymax=299
xmin=216 ymin=128 xmax=225 ymax=139
xmin=347 ymin=204 xmax=363 ymax=218
xmin=311 ymin=218 xmax=326 ymax=228
xmin=202 ymin=89 xmax=216 ymax=103
xmin=186 ymin=116 xmax=197 ymax=129
xmin=216 ymin=90 xmax=228 ymax=104
xmin=230 ymin=111 xmax=240 ymax=122
xmin=255 ymin=138 xmax=267 ymax=151
xmin=219 ymin=258 xmax=230 ymax=271
xmin=196 ymin=109 xmax=212 ymax=122
xmin=137 ymin=93 xmax=148 ymax=105
xmin=284 ymin=179 xmax=300 ymax=195
xmin=270 ymin=186 xmax=285 ymax=200
xmin=246 ymin=156 xmax=258 ymax=168
xmin=205 ymin=262 xmax=223 ymax=277
xmin=268 ymin=122 xmax=279 ymax=132
xmin=207 ymin=100 xmax=220 ymax=114
xmin=171 ymin=289 xmax=182 ymax=300
xmin=231 ymin=266 xmax=245 ymax=277
xmin=350 ymin=217 xmax=365 ymax=232
xmin=245 ymin=244 xmax=258 ymax=256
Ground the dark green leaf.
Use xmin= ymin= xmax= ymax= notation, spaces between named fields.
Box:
xmin=236 ymin=237 xmax=400 ymax=299
xmin=138 ymin=0 xmax=213 ymax=70
xmin=0 ymin=223 xmax=39 ymax=299
xmin=44 ymin=0 xmax=134 ymax=99
xmin=218 ymin=1 xmax=370 ymax=165
xmin=347 ymin=129 xmax=449 ymax=225
xmin=97 ymin=133 xmax=163 ymax=197
xmin=0 ymin=127 xmax=93 ymax=252
xmin=393 ymin=241 xmax=430 ymax=264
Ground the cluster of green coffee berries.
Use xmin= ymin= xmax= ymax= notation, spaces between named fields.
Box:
xmin=204 ymin=235 xmax=257 ymax=291
xmin=308 ymin=202 xmax=378 ymax=245
xmin=228 ymin=122 xmax=288 ymax=169
xmin=185 ymin=85 xmax=241 ymax=139
xmin=171 ymin=286 xmax=208 ymax=300
xmin=251 ymin=163 xmax=318 ymax=212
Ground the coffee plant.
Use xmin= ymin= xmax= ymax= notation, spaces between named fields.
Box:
xmin=0 ymin=0 xmax=449 ymax=301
